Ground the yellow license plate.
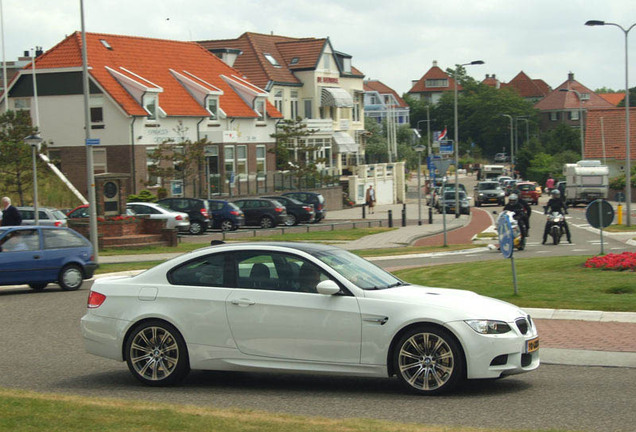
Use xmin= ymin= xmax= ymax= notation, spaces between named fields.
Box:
xmin=526 ymin=337 xmax=539 ymax=353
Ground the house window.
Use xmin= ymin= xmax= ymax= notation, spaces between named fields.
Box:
xmin=93 ymin=148 xmax=107 ymax=174
xmin=425 ymin=79 xmax=449 ymax=88
xmin=343 ymin=57 xmax=352 ymax=73
xmin=570 ymin=110 xmax=580 ymax=121
xmin=224 ymin=145 xmax=235 ymax=178
xmin=290 ymin=91 xmax=299 ymax=119
xmin=236 ymin=145 xmax=247 ymax=180
xmin=254 ymin=99 xmax=265 ymax=121
xmin=264 ymin=53 xmax=281 ymax=68
xmin=256 ymin=145 xmax=266 ymax=173
xmin=352 ymin=94 xmax=361 ymax=122
xmin=206 ymin=97 xmax=218 ymax=120
xmin=549 ymin=112 xmax=559 ymax=121
xmin=323 ymin=54 xmax=331 ymax=70
xmin=144 ymin=94 xmax=158 ymax=120
xmin=13 ymin=98 xmax=31 ymax=111
xmin=146 ymin=147 xmax=161 ymax=187
xmin=304 ymin=99 xmax=313 ymax=119
xmin=290 ymin=57 xmax=299 ymax=66
xmin=274 ymin=90 xmax=283 ymax=114
xmin=90 ymin=95 xmax=104 ymax=129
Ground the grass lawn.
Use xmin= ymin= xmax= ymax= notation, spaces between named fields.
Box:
xmin=0 ymin=388 xmax=571 ymax=432
xmin=394 ymin=256 xmax=636 ymax=312
xmin=604 ymin=224 xmax=636 ymax=233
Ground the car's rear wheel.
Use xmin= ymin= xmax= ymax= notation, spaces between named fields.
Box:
xmin=189 ymin=221 xmax=204 ymax=235
xmin=58 ymin=264 xmax=83 ymax=291
xmin=394 ymin=325 xmax=463 ymax=395
xmin=260 ymin=216 xmax=274 ymax=229
xmin=220 ymin=219 xmax=234 ymax=232
xmin=125 ymin=320 xmax=189 ymax=386
xmin=29 ymin=282 xmax=48 ymax=291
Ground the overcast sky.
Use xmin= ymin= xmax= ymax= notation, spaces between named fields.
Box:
xmin=4 ymin=0 xmax=634 ymax=95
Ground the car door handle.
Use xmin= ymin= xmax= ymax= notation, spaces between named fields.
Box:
xmin=231 ymin=298 xmax=256 ymax=307
xmin=33 ymin=255 xmax=41 ymax=260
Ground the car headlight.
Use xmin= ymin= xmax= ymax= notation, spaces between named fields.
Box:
xmin=465 ymin=320 xmax=512 ymax=334
xmin=498 ymin=192 xmax=505 ymax=197
xmin=478 ymin=193 xmax=484 ymax=197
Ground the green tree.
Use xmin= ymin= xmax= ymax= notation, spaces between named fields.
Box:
xmin=541 ymin=123 xmax=581 ymax=155
xmin=363 ymin=117 xmax=388 ymax=163
xmin=270 ymin=117 xmax=321 ymax=186
xmin=0 ymin=110 xmax=40 ymax=205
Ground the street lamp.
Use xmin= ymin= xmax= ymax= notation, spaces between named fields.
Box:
xmin=454 ymin=60 xmax=484 ymax=218
xmin=559 ymin=88 xmax=585 ymax=159
xmin=586 ymin=20 xmax=634 ymax=226
xmin=500 ymin=114 xmax=514 ymax=169
xmin=24 ymin=134 xmax=43 ymax=225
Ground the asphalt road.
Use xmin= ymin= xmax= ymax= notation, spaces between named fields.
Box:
xmin=1 ymin=283 xmax=635 ymax=432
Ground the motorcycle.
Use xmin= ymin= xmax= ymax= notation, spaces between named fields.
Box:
xmin=495 ymin=210 xmax=526 ymax=251
xmin=546 ymin=211 xmax=566 ymax=245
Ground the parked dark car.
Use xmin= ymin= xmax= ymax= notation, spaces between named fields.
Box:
xmin=0 ymin=226 xmax=97 ymax=291
xmin=282 ymin=192 xmax=326 ymax=222
xmin=262 ymin=195 xmax=315 ymax=226
xmin=233 ymin=198 xmax=287 ymax=229
xmin=207 ymin=199 xmax=245 ymax=231
xmin=157 ymin=198 xmax=211 ymax=235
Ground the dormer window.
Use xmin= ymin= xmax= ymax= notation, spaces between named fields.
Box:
xmin=264 ymin=53 xmax=281 ymax=68
xmin=254 ymin=98 xmax=266 ymax=121
xmin=206 ymin=97 xmax=219 ymax=120
xmin=342 ymin=57 xmax=351 ymax=73
xmin=99 ymin=39 xmax=112 ymax=50
xmin=144 ymin=93 xmax=158 ymax=120
xmin=426 ymin=79 xmax=449 ymax=88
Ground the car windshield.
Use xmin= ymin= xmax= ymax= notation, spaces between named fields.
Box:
xmin=479 ymin=182 xmax=499 ymax=190
xmin=312 ymin=248 xmax=406 ymax=290
xmin=517 ymin=184 xmax=533 ymax=191
xmin=52 ymin=210 xmax=68 ymax=219
xmin=444 ymin=191 xmax=466 ymax=200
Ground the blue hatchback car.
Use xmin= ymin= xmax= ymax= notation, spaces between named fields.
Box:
xmin=208 ymin=200 xmax=245 ymax=231
xmin=0 ymin=226 xmax=97 ymax=291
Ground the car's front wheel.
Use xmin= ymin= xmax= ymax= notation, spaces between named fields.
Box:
xmin=125 ymin=320 xmax=190 ymax=386
xmin=220 ymin=219 xmax=234 ymax=232
xmin=394 ymin=325 xmax=464 ymax=395
xmin=58 ymin=264 xmax=83 ymax=291
xmin=260 ymin=216 xmax=274 ymax=229
xmin=284 ymin=214 xmax=297 ymax=226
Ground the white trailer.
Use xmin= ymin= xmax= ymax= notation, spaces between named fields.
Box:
xmin=563 ymin=160 xmax=609 ymax=206
xmin=483 ymin=165 xmax=505 ymax=180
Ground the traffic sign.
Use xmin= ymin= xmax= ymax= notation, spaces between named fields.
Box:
xmin=432 ymin=159 xmax=452 ymax=176
xmin=497 ymin=214 xmax=514 ymax=259
xmin=586 ymin=199 xmax=614 ymax=229
xmin=439 ymin=140 xmax=453 ymax=154
xmin=85 ymin=138 xmax=100 ymax=146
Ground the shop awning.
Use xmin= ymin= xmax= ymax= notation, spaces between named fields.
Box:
xmin=321 ymin=87 xmax=354 ymax=108
xmin=333 ymin=132 xmax=359 ymax=153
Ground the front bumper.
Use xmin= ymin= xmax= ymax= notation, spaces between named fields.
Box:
xmin=84 ymin=263 xmax=98 ymax=279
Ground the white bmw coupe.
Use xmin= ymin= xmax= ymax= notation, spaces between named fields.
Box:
xmin=81 ymin=242 xmax=539 ymax=395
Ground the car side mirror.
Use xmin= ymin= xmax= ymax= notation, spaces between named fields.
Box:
xmin=316 ymin=280 xmax=341 ymax=295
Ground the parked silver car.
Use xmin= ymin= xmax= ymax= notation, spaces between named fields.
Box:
xmin=17 ymin=206 xmax=68 ymax=227
xmin=126 ymin=202 xmax=190 ymax=232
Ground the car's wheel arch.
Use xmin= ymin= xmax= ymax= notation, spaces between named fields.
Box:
xmin=121 ymin=317 xmax=190 ymax=365
xmin=385 ymin=321 xmax=467 ymax=379
xmin=58 ymin=261 xmax=86 ymax=279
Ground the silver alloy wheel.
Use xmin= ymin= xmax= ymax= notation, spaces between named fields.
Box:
xmin=398 ymin=332 xmax=454 ymax=392
xmin=260 ymin=216 xmax=273 ymax=229
xmin=189 ymin=221 xmax=203 ymax=235
xmin=284 ymin=214 xmax=296 ymax=226
xmin=129 ymin=326 xmax=179 ymax=382
xmin=220 ymin=219 xmax=234 ymax=231
xmin=59 ymin=265 xmax=83 ymax=290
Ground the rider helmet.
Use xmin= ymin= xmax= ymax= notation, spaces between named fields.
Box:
xmin=508 ymin=193 xmax=518 ymax=204
xmin=551 ymin=189 xmax=561 ymax=198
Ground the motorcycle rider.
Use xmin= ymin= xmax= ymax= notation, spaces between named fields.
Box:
xmin=503 ymin=193 xmax=529 ymax=237
xmin=543 ymin=189 xmax=571 ymax=244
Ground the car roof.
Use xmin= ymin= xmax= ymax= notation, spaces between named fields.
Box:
xmin=210 ymin=241 xmax=338 ymax=254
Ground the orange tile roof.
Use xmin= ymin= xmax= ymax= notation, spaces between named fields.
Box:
xmin=500 ymin=71 xmax=551 ymax=98
xmin=363 ymin=80 xmax=408 ymax=108
xmin=31 ymin=32 xmax=281 ymax=119
xmin=534 ymin=74 xmax=614 ymax=111
xmin=408 ymin=64 xmax=462 ymax=94
xmin=585 ymin=107 xmax=636 ymax=160
xmin=598 ymin=92 xmax=626 ymax=106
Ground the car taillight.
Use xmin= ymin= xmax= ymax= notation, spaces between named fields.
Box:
xmin=87 ymin=291 xmax=106 ymax=308
xmin=176 ymin=215 xmax=183 ymax=221
xmin=200 ymin=209 xmax=209 ymax=218
xmin=275 ymin=207 xmax=284 ymax=213
xmin=303 ymin=206 xmax=313 ymax=212
xmin=316 ymin=204 xmax=323 ymax=210
xmin=230 ymin=210 xmax=240 ymax=216
xmin=54 ymin=221 xmax=62 ymax=227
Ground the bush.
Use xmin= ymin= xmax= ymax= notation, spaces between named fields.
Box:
xmin=127 ymin=189 xmax=157 ymax=202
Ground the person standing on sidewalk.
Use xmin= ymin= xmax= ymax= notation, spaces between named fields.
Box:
xmin=1 ymin=197 xmax=22 ymax=226
xmin=365 ymin=185 xmax=376 ymax=214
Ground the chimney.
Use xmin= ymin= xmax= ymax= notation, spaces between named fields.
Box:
xmin=35 ymin=46 xmax=44 ymax=57
xmin=485 ymin=74 xmax=490 ymax=79
xmin=209 ymin=48 xmax=242 ymax=68
xmin=411 ymin=80 xmax=419 ymax=88
xmin=432 ymin=60 xmax=438 ymax=67
xmin=492 ymin=74 xmax=496 ymax=79
xmin=568 ymin=72 xmax=575 ymax=81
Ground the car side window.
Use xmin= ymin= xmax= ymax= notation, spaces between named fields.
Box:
xmin=42 ymin=229 xmax=87 ymax=249
xmin=235 ymin=251 xmax=329 ymax=294
xmin=0 ymin=229 xmax=40 ymax=252
xmin=168 ymin=253 xmax=229 ymax=287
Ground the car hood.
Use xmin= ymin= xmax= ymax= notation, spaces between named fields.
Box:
xmin=363 ymin=284 xmax=526 ymax=322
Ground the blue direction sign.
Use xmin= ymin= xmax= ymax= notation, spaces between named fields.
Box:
xmin=497 ymin=214 xmax=514 ymax=258
xmin=85 ymin=138 xmax=101 ymax=146
xmin=439 ymin=140 xmax=453 ymax=154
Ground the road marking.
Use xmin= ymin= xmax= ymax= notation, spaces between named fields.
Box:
xmin=571 ymin=249 xmax=590 ymax=252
